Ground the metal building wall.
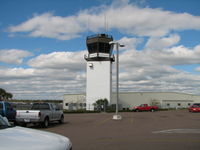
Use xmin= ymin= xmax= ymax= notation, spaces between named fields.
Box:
xmin=111 ymin=92 xmax=200 ymax=109
xmin=63 ymin=94 xmax=86 ymax=110
xmin=63 ymin=92 xmax=200 ymax=110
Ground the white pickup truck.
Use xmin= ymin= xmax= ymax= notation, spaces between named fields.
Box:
xmin=16 ymin=103 xmax=64 ymax=128
xmin=0 ymin=115 xmax=72 ymax=150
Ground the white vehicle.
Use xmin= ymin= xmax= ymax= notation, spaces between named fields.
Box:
xmin=16 ymin=103 xmax=64 ymax=127
xmin=0 ymin=115 xmax=72 ymax=150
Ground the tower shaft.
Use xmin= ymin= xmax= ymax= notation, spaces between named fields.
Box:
xmin=86 ymin=61 xmax=112 ymax=110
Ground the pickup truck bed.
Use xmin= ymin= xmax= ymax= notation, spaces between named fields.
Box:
xmin=16 ymin=110 xmax=41 ymax=123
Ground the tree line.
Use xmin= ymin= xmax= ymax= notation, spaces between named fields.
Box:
xmin=0 ymin=88 xmax=13 ymax=101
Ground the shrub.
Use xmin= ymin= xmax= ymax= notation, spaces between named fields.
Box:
xmin=63 ymin=109 xmax=100 ymax=114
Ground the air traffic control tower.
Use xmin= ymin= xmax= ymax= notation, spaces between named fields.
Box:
xmin=85 ymin=34 xmax=114 ymax=110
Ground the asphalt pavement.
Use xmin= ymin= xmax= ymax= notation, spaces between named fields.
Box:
xmin=41 ymin=110 xmax=200 ymax=150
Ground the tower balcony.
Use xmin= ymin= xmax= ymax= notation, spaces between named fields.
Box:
xmin=84 ymin=53 xmax=115 ymax=62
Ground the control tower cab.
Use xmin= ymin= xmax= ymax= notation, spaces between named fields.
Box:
xmin=85 ymin=34 xmax=115 ymax=110
xmin=85 ymin=34 xmax=114 ymax=61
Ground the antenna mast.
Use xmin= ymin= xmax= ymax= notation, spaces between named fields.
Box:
xmin=104 ymin=13 xmax=108 ymax=33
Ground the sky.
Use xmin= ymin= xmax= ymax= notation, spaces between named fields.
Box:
xmin=0 ymin=0 xmax=200 ymax=100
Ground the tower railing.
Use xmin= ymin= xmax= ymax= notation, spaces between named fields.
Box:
xmin=86 ymin=34 xmax=113 ymax=40
xmin=84 ymin=54 xmax=115 ymax=61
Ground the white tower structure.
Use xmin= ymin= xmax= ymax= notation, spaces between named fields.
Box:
xmin=85 ymin=34 xmax=114 ymax=110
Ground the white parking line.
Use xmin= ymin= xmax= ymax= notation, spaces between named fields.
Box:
xmin=153 ymin=129 xmax=200 ymax=134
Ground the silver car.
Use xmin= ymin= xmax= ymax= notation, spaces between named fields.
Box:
xmin=0 ymin=115 xmax=72 ymax=150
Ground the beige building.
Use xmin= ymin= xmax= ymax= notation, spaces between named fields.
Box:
xmin=63 ymin=94 xmax=86 ymax=110
xmin=63 ymin=92 xmax=200 ymax=110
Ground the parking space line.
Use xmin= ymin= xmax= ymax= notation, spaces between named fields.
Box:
xmin=148 ymin=139 xmax=200 ymax=143
xmin=95 ymin=118 xmax=111 ymax=125
xmin=130 ymin=118 xmax=134 ymax=124
xmin=153 ymin=128 xmax=200 ymax=134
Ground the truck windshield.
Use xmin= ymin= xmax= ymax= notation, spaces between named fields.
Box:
xmin=31 ymin=103 xmax=50 ymax=110
xmin=192 ymin=105 xmax=200 ymax=108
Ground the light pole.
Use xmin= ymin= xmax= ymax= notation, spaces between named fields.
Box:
xmin=110 ymin=41 xmax=124 ymax=120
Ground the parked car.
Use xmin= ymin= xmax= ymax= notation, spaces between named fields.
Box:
xmin=132 ymin=104 xmax=158 ymax=112
xmin=16 ymin=103 xmax=64 ymax=127
xmin=0 ymin=101 xmax=16 ymax=122
xmin=188 ymin=103 xmax=200 ymax=112
xmin=0 ymin=115 xmax=72 ymax=150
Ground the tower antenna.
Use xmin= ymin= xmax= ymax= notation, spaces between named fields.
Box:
xmin=87 ymin=17 xmax=90 ymax=35
xmin=104 ymin=13 xmax=107 ymax=33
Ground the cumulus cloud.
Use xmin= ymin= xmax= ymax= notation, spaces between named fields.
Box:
xmin=0 ymin=68 xmax=35 ymax=79
xmin=153 ymin=45 xmax=200 ymax=65
xmin=117 ymin=37 xmax=143 ymax=50
xmin=119 ymin=40 xmax=200 ymax=68
xmin=28 ymin=51 xmax=86 ymax=71
xmin=3 ymin=2 xmax=200 ymax=99
xmin=195 ymin=66 xmax=200 ymax=72
xmin=0 ymin=49 xmax=32 ymax=64
xmin=0 ymin=66 xmax=86 ymax=99
xmin=8 ymin=13 xmax=84 ymax=40
xmin=111 ymin=35 xmax=200 ymax=94
xmin=145 ymin=34 xmax=180 ymax=50
xmin=1 ymin=41 xmax=200 ymax=99
xmin=0 ymin=50 xmax=87 ymax=99
xmin=8 ymin=2 xmax=200 ymax=40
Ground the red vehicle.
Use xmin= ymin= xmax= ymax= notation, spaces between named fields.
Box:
xmin=133 ymin=104 xmax=158 ymax=112
xmin=188 ymin=103 xmax=200 ymax=112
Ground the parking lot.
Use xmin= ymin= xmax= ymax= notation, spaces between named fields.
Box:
xmin=40 ymin=110 xmax=200 ymax=150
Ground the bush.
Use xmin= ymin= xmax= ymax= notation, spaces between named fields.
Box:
xmin=158 ymin=108 xmax=188 ymax=111
xmin=63 ymin=109 xmax=100 ymax=114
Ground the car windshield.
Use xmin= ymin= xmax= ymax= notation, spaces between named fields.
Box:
xmin=193 ymin=103 xmax=200 ymax=106
xmin=192 ymin=105 xmax=200 ymax=108
xmin=0 ymin=115 xmax=11 ymax=129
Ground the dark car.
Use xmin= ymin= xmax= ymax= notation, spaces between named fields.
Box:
xmin=0 ymin=101 xmax=16 ymax=122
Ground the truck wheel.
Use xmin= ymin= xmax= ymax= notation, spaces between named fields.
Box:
xmin=136 ymin=109 xmax=139 ymax=112
xmin=150 ymin=109 xmax=155 ymax=112
xmin=13 ymin=121 xmax=18 ymax=126
xmin=21 ymin=123 xmax=27 ymax=127
xmin=42 ymin=117 xmax=49 ymax=128
xmin=59 ymin=115 xmax=64 ymax=124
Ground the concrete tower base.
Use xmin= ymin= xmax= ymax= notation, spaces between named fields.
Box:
xmin=113 ymin=114 xmax=122 ymax=120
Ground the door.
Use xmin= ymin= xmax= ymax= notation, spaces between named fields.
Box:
xmin=140 ymin=104 xmax=147 ymax=111
xmin=0 ymin=102 xmax=3 ymax=116
xmin=51 ymin=104 xmax=60 ymax=120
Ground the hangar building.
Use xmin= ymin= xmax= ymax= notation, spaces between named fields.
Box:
xmin=63 ymin=92 xmax=200 ymax=110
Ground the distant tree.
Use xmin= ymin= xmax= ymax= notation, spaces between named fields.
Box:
xmin=5 ymin=92 xmax=13 ymax=100
xmin=0 ymin=88 xmax=13 ymax=101
xmin=95 ymin=98 xmax=109 ymax=111
xmin=0 ymin=88 xmax=6 ymax=101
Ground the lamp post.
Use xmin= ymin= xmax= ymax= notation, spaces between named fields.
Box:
xmin=110 ymin=42 xmax=124 ymax=120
